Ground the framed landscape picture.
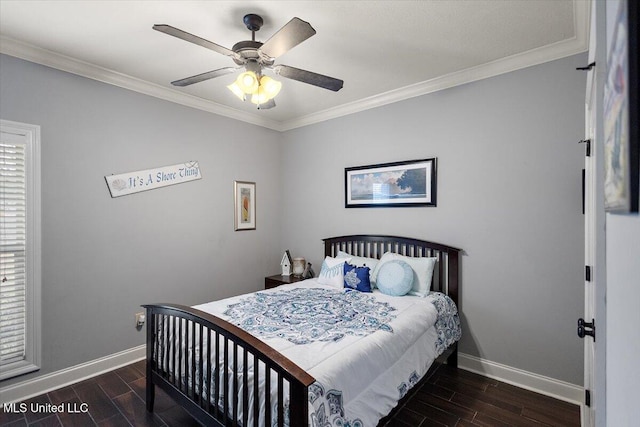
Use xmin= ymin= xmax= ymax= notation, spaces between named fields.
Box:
xmin=345 ymin=158 xmax=437 ymax=208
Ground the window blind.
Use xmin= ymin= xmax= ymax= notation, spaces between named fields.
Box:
xmin=0 ymin=142 xmax=27 ymax=368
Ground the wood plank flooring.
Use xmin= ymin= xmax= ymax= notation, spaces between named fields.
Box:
xmin=0 ymin=361 xmax=580 ymax=426
xmin=381 ymin=364 xmax=580 ymax=427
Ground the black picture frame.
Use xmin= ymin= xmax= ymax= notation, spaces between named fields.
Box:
xmin=603 ymin=0 xmax=639 ymax=213
xmin=345 ymin=158 xmax=437 ymax=208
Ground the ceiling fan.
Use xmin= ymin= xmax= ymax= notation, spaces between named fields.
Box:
xmin=153 ymin=14 xmax=344 ymax=109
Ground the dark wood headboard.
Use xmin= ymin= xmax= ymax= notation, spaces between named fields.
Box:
xmin=323 ymin=235 xmax=461 ymax=307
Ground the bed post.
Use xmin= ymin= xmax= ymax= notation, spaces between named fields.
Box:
xmin=288 ymin=382 xmax=309 ymax=426
xmin=447 ymin=250 xmax=459 ymax=307
xmin=145 ymin=307 xmax=156 ymax=412
xmin=447 ymin=250 xmax=459 ymax=368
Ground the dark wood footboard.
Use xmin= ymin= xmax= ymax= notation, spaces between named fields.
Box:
xmin=142 ymin=303 xmax=314 ymax=426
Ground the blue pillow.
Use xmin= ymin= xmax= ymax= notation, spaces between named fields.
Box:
xmin=376 ymin=260 xmax=414 ymax=296
xmin=343 ymin=263 xmax=372 ymax=293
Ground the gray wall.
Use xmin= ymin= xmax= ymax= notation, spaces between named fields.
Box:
xmin=606 ymin=215 xmax=640 ymax=425
xmin=604 ymin=1 xmax=640 ymax=424
xmin=280 ymin=54 xmax=587 ymax=385
xmin=0 ymin=54 xmax=283 ymax=386
xmin=1 ymin=51 xmax=586 ymax=388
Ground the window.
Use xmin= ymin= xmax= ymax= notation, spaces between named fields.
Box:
xmin=0 ymin=120 xmax=41 ymax=381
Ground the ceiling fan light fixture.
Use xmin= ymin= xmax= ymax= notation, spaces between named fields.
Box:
xmin=250 ymin=87 xmax=270 ymax=105
xmin=260 ymin=76 xmax=282 ymax=99
xmin=236 ymin=71 xmax=259 ymax=93
xmin=250 ymin=76 xmax=282 ymax=105
xmin=227 ymin=82 xmax=246 ymax=101
xmin=229 ymin=72 xmax=282 ymax=106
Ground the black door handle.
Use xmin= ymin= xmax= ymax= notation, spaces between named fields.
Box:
xmin=577 ymin=318 xmax=596 ymax=341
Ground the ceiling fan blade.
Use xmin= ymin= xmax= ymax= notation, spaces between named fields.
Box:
xmin=171 ymin=67 xmax=239 ymax=87
xmin=259 ymin=17 xmax=316 ymax=59
xmin=274 ymin=65 xmax=343 ymax=92
xmin=153 ymin=24 xmax=242 ymax=61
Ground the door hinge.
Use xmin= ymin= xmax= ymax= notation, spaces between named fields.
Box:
xmin=586 ymin=265 xmax=591 ymax=282
xmin=585 ymin=389 xmax=591 ymax=407
xmin=579 ymin=139 xmax=591 ymax=157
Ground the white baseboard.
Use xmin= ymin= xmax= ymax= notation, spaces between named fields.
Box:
xmin=0 ymin=347 xmax=583 ymax=408
xmin=0 ymin=345 xmax=146 ymax=404
xmin=458 ymin=352 xmax=584 ymax=405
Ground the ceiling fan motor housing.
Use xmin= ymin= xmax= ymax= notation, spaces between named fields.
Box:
xmin=231 ymin=40 xmax=274 ymax=66
xmin=232 ymin=14 xmax=275 ymax=67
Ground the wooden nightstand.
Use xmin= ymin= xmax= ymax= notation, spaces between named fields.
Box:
xmin=264 ymin=274 xmax=306 ymax=289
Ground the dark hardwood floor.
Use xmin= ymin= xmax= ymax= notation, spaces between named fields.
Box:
xmin=1 ymin=361 xmax=580 ymax=426
xmin=382 ymin=364 xmax=580 ymax=427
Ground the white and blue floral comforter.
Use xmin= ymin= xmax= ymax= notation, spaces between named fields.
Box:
xmin=192 ymin=279 xmax=461 ymax=427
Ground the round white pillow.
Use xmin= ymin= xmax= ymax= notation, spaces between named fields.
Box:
xmin=376 ymin=260 xmax=414 ymax=296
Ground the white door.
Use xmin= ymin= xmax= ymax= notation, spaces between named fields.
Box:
xmin=581 ymin=2 xmax=606 ymax=425
xmin=582 ymin=71 xmax=597 ymax=427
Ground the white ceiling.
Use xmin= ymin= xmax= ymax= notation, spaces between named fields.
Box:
xmin=0 ymin=1 xmax=589 ymax=131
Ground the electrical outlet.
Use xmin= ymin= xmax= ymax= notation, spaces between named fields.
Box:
xmin=135 ymin=312 xmax=145 ymax=327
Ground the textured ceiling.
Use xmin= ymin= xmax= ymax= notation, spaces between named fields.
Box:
xmin=0 ymin=1 xmax=589 ymax=131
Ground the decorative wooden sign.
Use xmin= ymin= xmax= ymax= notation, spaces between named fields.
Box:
xmin=105 ymin=161 xmax=201 ymax=197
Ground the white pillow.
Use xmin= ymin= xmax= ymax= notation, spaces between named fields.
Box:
xmin=317 ymin=256 xmax=352 ymax=288
xmin=371 ymin=252 xmax=437 ymax=297
xmin=336 ymin=251 xmax=379 ymax=271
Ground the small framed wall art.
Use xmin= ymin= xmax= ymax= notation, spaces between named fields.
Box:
xmin=345 ymin=158 xmax=437 ymax=208
xmin=234 ymin=181 xmax=256 ymax=230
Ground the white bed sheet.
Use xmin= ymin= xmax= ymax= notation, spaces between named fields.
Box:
xmin=192 ymin=278 xmax=450 ymax=426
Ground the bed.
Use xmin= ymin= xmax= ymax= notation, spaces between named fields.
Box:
xmin=143 ymin=234 xmax=461 ymax=426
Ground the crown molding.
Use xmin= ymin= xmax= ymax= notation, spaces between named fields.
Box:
xmin=281 ymin=0 xmax=590 ymax=131
xmin=0 ymin=36 xmax=284 ymax=132
xmin=0 ymin=0 xmax=588 ymax=133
